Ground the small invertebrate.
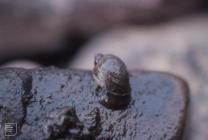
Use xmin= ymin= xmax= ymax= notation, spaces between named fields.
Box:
xmin=43 ymin=106 xmax=94 ymax=139
xmin=93 ymin=53 xmax=131 ymax=109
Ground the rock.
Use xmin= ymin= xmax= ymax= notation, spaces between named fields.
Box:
xmin=70 ymin=14 xmax=208 ymax=70
xmin=0 ymin=67 xmax=189 ymax=140
xmin=69 ymin=14 xmax=208 ymax=140
xmin=1 ymin=60 xmax=41 ymax=69
xmin=42 ymin=106 xmax=94 ymax=140
xmin=0 ymin=0 xmax=72 ymax=61
xmin=68 ymin=0 xmax=201 ymax=36
xmin=0 ymin=69 xmax=32 ymax=140
xmin=0 ymin=0 xmax=202 ymax=60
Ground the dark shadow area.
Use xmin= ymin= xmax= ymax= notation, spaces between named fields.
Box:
xmin=0 ymin=36 xmax=87 ymax=68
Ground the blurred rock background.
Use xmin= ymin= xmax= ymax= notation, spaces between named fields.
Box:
xmin=0 ymin=0 xmax=208 ymax=139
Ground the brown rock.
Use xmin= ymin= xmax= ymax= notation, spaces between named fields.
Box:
xmin=68 ymin=0 xmax=200 ymax=35
xmin=0 ymin=0 xmax=202 ymax=59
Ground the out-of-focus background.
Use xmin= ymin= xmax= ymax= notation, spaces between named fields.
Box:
xmin=0 ymin=0 xmax=208 ymax=139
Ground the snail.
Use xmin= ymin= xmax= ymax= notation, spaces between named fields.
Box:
xmin=43 ymin=106 xmax=94 ymax=139
xmin=93 ymin=53 xmax=131 ymax=109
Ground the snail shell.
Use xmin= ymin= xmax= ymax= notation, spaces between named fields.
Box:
xmin=43 ymin=107 xmax=82 ymax=139
xmin=93 ymin=53 xmax=131 ymax=109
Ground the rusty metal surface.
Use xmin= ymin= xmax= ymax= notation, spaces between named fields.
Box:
xmin=0 ymin=68 xmax=189 ymax=140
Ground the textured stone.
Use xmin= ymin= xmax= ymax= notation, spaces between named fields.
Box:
xmin=0 ymin=69 xmax=32 ymax=140
xmin=0 ymin=67 xmax=189 ymax=140
xmin=69 ymin=15 xmax=208 ymax=140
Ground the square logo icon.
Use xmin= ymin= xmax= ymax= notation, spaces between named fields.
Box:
xmin=4 ymin=123 xmax=17 ymax=136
